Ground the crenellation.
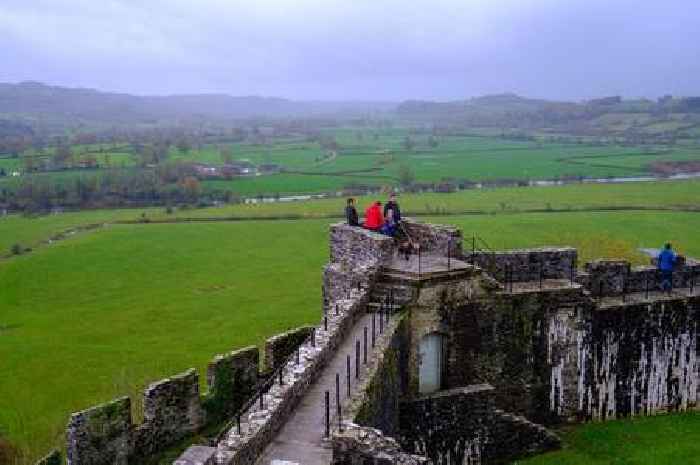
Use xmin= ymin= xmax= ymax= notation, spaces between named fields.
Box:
xmin=133 ymin=369 xmax=205 ymax=458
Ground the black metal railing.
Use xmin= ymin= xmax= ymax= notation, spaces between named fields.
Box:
xmin=469 ymin=234 xmax=498 ymax=274
xmin=211 ymin=316 xmax=327 ymax=444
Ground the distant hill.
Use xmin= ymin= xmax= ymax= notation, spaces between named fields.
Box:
xmin=396 ymin=93 xmax=700 ymax=136
xmin=0 ymin=81 xmax=395 ymax=125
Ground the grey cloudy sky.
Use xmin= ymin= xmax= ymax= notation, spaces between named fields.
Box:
xmin=1 ymin=0 xmax=699 ymax=100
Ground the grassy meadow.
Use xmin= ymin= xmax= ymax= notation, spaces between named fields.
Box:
xmin=3 ymin=130 xmax=700 ymax=197
xmin=1 ymin=180 xmax=700 ymax=463
xmin=517 ymin=413 xmax=700 ymax=465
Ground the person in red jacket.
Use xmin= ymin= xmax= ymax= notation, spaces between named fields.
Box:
xmin=363 ymin=201 xmax=384 ymax=230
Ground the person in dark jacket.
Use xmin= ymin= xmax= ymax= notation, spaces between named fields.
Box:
xmin=657 ymin=243 xmax=677 ymax=294
xmin=345 ymin=198 xmax=359 ymax=226
xmin=363 ymin=201 xmax=383 ymax=230
xmin=383 ymin=193 xmax=401 ymax=224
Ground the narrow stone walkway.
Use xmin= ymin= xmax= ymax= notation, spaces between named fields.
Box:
xmin=255 ymin=313 xmax=380 ymax=465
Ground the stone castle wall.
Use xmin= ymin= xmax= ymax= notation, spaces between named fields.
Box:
xmin=399 ymin=385 xmax=559 ymax=465
xmin=346 ymin=315 xmax=410 ymax=437
xmin=65 ymin=340 xmax=299 ymax=465
xmin=582 ymin=258 xmax=700 ymax=297
xmin=400 ymin=219 xmax=462 ymax=258
xmin=263 ymin=326 xmax=314 ymax=372
xmin=549 ymin=297 xmax=700 ymax=420
xmin=469 ymin=247 xmax=577 ymax=283
xmin=51 ymin=220 xmax=700 ymax=465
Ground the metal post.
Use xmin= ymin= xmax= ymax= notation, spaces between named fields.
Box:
xmin=372 ymin=312 xmax=376 ymax=347
xmin=472 ymin=235 xmax=476 ymax=265
xmin=325 ymin=391 xmax=330 ymax=438
xmin=355 ymin=340 xmax=360 ymax=378
xmin=311 ymin=328 xmax=316 ymax=347
xmin=335 ymin=304 xmax=339 ymax=315
xmin=279 ymin=367 xmax=284 ymax=385
xmin=346 ymin=355 xmax=351 ymax=397
xmin=645 ymin=274 xmax=650 ymax=300
xmin=570 ymin=256 xmax=576 ymax=286
xmin=324 ymin=316 xmax=328 ymax=332
xmin=237 ymin=414 xmax=241 ymax=435
xmin=448 ymin=238 xmax=451 ymax=271
xmin=296 ymin=347 xmax=300 ymax=365
xmin=539 ymin=262 xmax=543 ymax=289
xmin=380 ymin=309 xmax=384 ymax=333
xmin=691 ymin=269 xmax=695 ymax=295
xmin=363 ymin=327 xmax=368 ymax=364
xmin=259 ymin=392 xmax=264 ymax=410
xmin=418 ymin=247 xmax=422 ymax=275
xmin=335 ymin=373 xmax=341 ymax=429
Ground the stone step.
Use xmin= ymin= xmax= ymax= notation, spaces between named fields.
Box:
xmin=366 ymin=302 xmax=403 ymax=312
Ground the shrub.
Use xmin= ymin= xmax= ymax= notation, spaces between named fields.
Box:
xmin=10 ymin=244 xmax=22 ymax=256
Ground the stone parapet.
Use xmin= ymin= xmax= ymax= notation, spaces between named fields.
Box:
xmin=399 ymin=385 xmax=559 ymax=464
xmin=263 ymin=327 xmax=314 ymax=372
xmin=66 ymin=397 xmax=132 ymax=465
xmin=329 ymin=223 xmax=394 ymax=269
xmin=332 ymin=424 xmax=431 ymax=465
xmin=401 ymin=219 xmax=462 ymax=258
xmin=469 ymin=247 xmax=577 ymax=283
xmin=214 ymin=289 xmax=371 ymax=465
xmin=204 ymin=347 xmax=259 ymax=423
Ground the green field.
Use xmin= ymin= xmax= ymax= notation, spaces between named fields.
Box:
xmin=518 ymin=413 xmax=700 ymax=465
xmin=3 ymin=131 xmax=700 ymax=197
xmin=2 ymin=181 xmax=700 ymax=463
xmin=3 ymin=179 xmax=700 ymax=255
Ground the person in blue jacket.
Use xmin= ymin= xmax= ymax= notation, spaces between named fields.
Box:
xmin=657 ymin=243 xmax=677 ymax=294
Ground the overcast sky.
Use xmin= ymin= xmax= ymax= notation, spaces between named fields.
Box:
xmin=1 ymin=0 xmax=699 ymax=101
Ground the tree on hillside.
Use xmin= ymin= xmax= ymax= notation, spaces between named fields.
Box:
xmin=428 ymin=135 xmax=439 ymax=148
xmin=398 ymin=164 xmax=415 ymax=187
xmin=220 ymin=145 xmax=234 ymax=165
xmin=403 ymin=136 xmax=415 ymax=151
xmin=53 ymin=144 xmax=73 ymax=168
xmin=319 ymin=135 xmax=339 ymax=152
xmin=21 ymin=153 xmax=35 ymax=172
xmin=153 ymin=143 xmax=169 ymax=164
xmin=180 ymin=176 xmax=201 ymax=202
xmin=176 ymin=138 xmax=192 ymax=153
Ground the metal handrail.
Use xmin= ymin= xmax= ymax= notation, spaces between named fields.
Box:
xmin=211 ymin=327 xmax=316 ymax=444
xmin=469 ymin=233 xmax=498 ymax=275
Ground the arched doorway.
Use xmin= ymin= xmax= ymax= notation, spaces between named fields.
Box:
xmin=419 ymin=332 xmax=444 ymax=394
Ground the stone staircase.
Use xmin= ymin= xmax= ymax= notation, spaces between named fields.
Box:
xmin=367 ymin=275 xmax=416 ymax=315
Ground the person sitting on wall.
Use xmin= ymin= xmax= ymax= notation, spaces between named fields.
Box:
xmin=363 ymin=201 xmax=384 ymax=231
xmin=345 ymin=198 xmax=359 ymax=226
xmin=657 ymin=242 xmax=677 ymax=294
xmin=380 ymin=208 xmax=397 ymax=237
xmin=384 ymin=193 xmax=402 ymax=224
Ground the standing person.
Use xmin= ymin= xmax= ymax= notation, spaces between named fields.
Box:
xmin=345 ymin=198 xmax=359 ymax=226
xmin=657 ymin=242 xmax=677 ymax=294
xmin=363 ymin=201 xmax=384 ymax=231
xmin=384 ymin=193 xmax=402 ymax=224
